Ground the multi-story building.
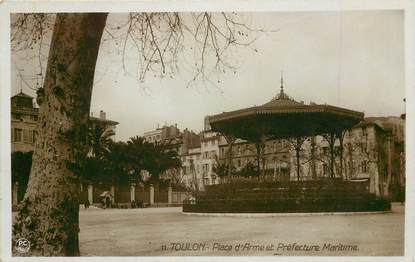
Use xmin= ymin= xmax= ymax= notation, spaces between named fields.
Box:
xmin=143 ymin=123 xmax=180 ymax=143
xmin=11 ymin=91 xmax=119 ymax=205
xmin=179 ymin=116 xmax=222 ymax=190
xmin=181 ymin=146 xmax=202 ymax=190
xmin=89 ymin=110 xmax=119 ymax=139
xmin=200 ymin=130 xmax=221 ymax=185
xmin=11 ymin=92 xmax=39 ymax=153
xmin=142 ymin=125 xmax=201 ymax=188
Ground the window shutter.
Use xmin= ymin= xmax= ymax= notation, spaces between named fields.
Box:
xmin=30 ymin=130 xmax=35 ymax=143
xmin=23 ymin=129 xmax=30 ymax=143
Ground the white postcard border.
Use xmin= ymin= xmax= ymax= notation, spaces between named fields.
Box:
xmin=0 ymin=1 xmax=413 ymax=262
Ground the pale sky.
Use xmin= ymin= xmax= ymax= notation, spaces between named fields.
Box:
xmin=11 ymin=11 xmax=405 ymax=141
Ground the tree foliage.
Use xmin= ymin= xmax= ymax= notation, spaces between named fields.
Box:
xmin=82 ymin=135 xmax=182 ymax=187
xmin=143 ymin=141 xmax=181 ymax=184
xmin=87 ymin=122 xmax=115 ymax=159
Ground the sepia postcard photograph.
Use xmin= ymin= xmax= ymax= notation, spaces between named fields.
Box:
xmin=0 ymin=1 xmax=414 ymax=261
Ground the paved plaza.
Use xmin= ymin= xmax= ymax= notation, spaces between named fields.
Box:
xmin=79 ymin=203 xmax=405 ymax=256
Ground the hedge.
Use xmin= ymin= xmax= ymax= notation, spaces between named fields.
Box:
xmin=183 ymin=179 xmax=390 ymax=213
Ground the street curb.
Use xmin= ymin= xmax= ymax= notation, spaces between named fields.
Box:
xmin=181 ymin=210 xmax=392 ymax=217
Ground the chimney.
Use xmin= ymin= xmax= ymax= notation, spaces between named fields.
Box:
xmin=100 ymin=110 xmax=106 ymax=120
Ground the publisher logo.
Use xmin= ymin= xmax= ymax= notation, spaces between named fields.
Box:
xmin=16 ymin=238 xmax=30 ymax=254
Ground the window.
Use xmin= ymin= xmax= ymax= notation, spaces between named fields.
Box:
xmin=323 ymin=163 xmax=328 ymax=176
xmin=12 ymin=113 xmax=22 ymax=120
xmin=362 ymin=160 xmax=368 ymax=173
xmin=361 ymin=141 xmax=367 ymax=153
xmin=14 ymin=128 xmax=23 ymax=142
xmin=23 ymin=129 xmax=30 ymax=143
xmin=362 ymin=127 xmax=367 ymax=137
xmin=349 ymin=161 xmax=355 ymax=174
xmin=211 ymin=150 xmax=217 ymax=158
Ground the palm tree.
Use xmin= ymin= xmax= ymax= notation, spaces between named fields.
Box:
xmin=82 ymin=122 xmax=115 ymax=184
xmin=125 ymin=136 xmax=151 ymax=184
xmin=105 ymin=141 xmax=129 ymax=186
xmin=143 ymin=141 xmax=181 ymax=188
xmin=87 ymin=122 xmax=115 ymax=159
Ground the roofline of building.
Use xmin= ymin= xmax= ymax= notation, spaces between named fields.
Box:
xmin=11 ymin=91 xmax=34 ymax=99
xmin=353 ymin=121 xmax=388 ymax=134
xmin=89 ymin=116 xmax=119 ymax=125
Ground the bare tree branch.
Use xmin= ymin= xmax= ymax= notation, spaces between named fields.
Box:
xmin=12 ymin=12 xmax=264 ymax=89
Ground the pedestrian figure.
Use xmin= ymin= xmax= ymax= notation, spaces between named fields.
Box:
xmin=137 ymin=199 xmax=144 ymax=208
xmin=105 ymin=196 xmax=110 ymax=209
xmin=85 ymin=199 xmax=90 ymax=209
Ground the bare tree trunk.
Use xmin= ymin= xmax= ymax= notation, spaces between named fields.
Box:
xmin=291 ymin=137 xmax=305 ymax=181
xmin=327 ymin=131 xmax=336 ymax=178
xmin=13 ymin=13 xmax=108 ymax=256
xmin=255 ymin=142 xmax=261 ymax=180
xmin=223 ymin=135 xmax=235 ymax=178
xmin=386 ymin=137 xmax=393 ymax=198
xmin=338 ymin=131 xmax=346 ymax=180
xmin=310 ymin=136 xmax=317 ymax=180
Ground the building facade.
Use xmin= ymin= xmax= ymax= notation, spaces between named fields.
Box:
xmin=214 ymin=117 xmax=405 ymax=198
xmin=11 ymin=92 xmax=39 ymax=153
xmin=181 ymin=146 xmax=202 ymax=190
xmin=143 ymin=124 xmax=180 ymax=143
